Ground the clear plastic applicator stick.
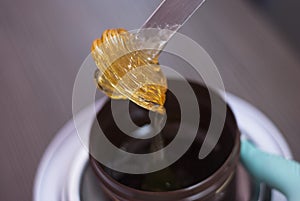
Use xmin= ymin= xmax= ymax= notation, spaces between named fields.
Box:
xmin=139 ymin=0 xmax=206 ymax=54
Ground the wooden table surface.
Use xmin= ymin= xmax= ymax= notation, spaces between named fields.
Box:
xmin=1 ymin=0 xmax=299 ymax=200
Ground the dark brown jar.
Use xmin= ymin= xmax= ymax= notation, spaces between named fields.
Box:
xmin=89 ymin=80 xmax=240 ymax=201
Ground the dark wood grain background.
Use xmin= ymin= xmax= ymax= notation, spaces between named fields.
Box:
xmin=1 ymin=0 xmax=299 ymax=200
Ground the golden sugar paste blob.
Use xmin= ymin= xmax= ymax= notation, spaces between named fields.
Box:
xmin=91 ymin=29 xmax=167 ymax=114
